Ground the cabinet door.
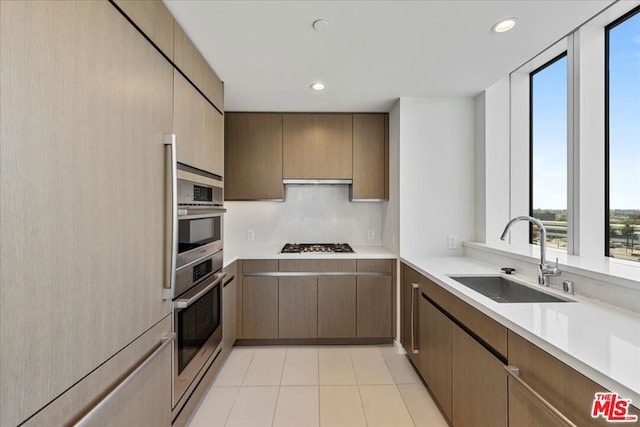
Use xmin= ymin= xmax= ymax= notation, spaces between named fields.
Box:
xmin=222 ymin=263 xmax=237 ymax=359
xmin=508 ymin=331 xmax=639 ymax=426
xmin=352 ymin=114 xmax=388 ymax=200
xmin=451 ymin=324 xmax=507 ymax=427
xmin=174 ymin=69 xmax=205 ymax=170
xmin=283 ymin=113 xmax=353 ymax=179
xmin=112 ymin=0 xmax=174 ymax=59
xmin=204 ymin=103 xmax=224 ymax=177
xmin=318 ymin=276 xmax=357 ymax=338
xmin=419 ymin=294 xmax=452 ymax=421
xmin=279 ymin=276 xmax=318 ymax=338
xmin=401 ymin=264 xmax=423 ymax=367
xmin=0 ymin=2 xmax=172 ymax=425
xmin=356 ymin=276 xmax=392 ymax=337
xmin=242 ymin=277 xmax=278 ymax=339
xmin=225 ymin=113 xmax=284 ymax=200
xmin=23 ymin=317 xmax=172 ymax=427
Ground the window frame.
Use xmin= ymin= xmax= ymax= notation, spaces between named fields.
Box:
xmin=528 ymin=52 xmax=569 ymax=245
xmin=604 ymin=5 xmax=640 ymax=259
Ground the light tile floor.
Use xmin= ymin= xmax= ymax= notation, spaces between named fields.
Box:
xmin=187 ymin=345 xmax=448 ymax=427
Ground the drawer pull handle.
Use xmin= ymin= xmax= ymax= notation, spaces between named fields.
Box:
xmin=74 ymin=333 xmax=176 ymax=426
xmin=505 ymin=365 xmax=576 ymax=427
xmin=410 ymin=283 xmax=419 ymax=354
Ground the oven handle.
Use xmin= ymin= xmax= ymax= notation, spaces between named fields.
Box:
xmin=174 ymin=272 xmax=226 ymax=309
xmin=163 ymin=133 xmax=178 ymax=300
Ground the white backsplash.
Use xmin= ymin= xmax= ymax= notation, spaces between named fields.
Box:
xmin=224 ymin=185 xmax=384 ymax=247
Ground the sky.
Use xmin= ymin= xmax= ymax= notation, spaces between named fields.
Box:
xmin=531 ymin=11 xmax=639 ymax=211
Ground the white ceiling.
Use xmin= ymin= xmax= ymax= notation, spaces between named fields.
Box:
xmin=164 ymin=0 xmax=613 ymax=112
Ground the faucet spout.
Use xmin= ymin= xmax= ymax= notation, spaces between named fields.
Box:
xmin=500 ymin=215 xmax=560 ymax=286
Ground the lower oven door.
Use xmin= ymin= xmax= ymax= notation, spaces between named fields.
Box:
xmin=173 ymin=272 xmax=224 ymax=408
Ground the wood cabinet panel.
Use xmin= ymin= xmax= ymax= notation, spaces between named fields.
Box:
xmin=424 ymin=277 xmax=507 ymax=358
xmin=452 ymin=323 xmax=507 ymax=427
xmin=24 ymin=317 xmax=172 ymax=427
xmin=112 ymin=0 xmax=174 ymax=59
xmin=419 ymin=294 xmax=452 ymax=421
xmin=243 ymin=259 xmax=279 ymax=273
xmin=0 ymin=2 xmax=172 ymax=424
xmin=401 ymin=264 xmax=426 ymax=368
xmin=204 ymin=104 xmax=224 ymax=177
xmin=352 ymin=114 xmax=388 ymax=200
xmin=318 ymin=276 xmax=357 ymax=338
xmin=222 ymin=262 xmax=237 ymax=359
xmin=357 ymin=276 xmax=392 ymax=337
xmin=173 ymin=21 xmax=223 ymax=110
xmin=174 ymin=69 xmax=205 ymax=169
xmin=279 ymin=259 xmax=356 ymax=272
xmin=243 ymin=277 xmax=278 ymax=339
xmin=283 ymin=113 xmax=353 ymax=179
xmin=357 ymin=258 xmax=393 ymax=273
xmin=225 ymin=113 xmax=284 ymax=200
xmin=508 ymin=331 xmax=639 ymax=426
xmin=279 ymin=276 xmax=318 ymax=338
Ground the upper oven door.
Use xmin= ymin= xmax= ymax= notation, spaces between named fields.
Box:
xmin=177 ymin=208 xmax=224 ymax=269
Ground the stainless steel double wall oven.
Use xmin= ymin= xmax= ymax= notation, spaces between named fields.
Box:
xmin=165 ymin=144 xmax=225 ymax=416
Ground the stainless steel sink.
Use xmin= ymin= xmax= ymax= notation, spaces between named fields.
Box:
xmin=448 ymin=276 xmax=574 ymax=303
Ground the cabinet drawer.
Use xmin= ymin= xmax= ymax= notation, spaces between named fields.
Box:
xmin=243 ymin=259 xmax=278 ymax=273
xmin=357 ymin=259 xmax=393 ymax=273
xmin=508 ymin=330 xmax=640 ymax=426
xmin=279 ymin=259 xmax=356 ymax=272
xmin=423 ymin=278 xmax=507 ymax=358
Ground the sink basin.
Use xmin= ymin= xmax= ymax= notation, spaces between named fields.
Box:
xmin=448 ymin=276 xmax=574 ymax=303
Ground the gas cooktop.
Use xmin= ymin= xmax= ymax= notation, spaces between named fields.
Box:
xmin=280 ymin=243 xmax=354 ymax=254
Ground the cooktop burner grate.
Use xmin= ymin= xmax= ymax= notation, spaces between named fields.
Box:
xmin=280 ymin=243 xmax=354 ymax=253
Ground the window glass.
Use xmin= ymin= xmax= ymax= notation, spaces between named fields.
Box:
xmin=530 ymin=54 xmax=568 ymax=249
xmin=607 ymin=9 xmax=640 ymax=262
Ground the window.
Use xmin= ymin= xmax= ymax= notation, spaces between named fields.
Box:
xmin=530 ymin=54 xmax=568 ymax=249
xmin=606 ymin=8 xmax=640 ymax=263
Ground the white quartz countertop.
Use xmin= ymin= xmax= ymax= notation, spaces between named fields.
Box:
xmin=402 ymin=255 xmax=640 ymax=405
xmin=224 ymin=245 xmax=396 ymax=266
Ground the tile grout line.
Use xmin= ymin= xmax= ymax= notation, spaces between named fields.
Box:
xmin=350 ymin=347 xmax=370 ymax=426
xmin=270 ymin=348 xmax=288 ymax=427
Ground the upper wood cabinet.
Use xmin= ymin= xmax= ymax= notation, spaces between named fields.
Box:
xmin=225 ymin=113 xmax=284 ymax=200
xmin=1 ymin=2 xmax=172 ymax=424
xmin=174 ymin=70 xmax=224 ymax=177
xmin=283 ymin=113 xmax=353 ymax=179
xmin=174 ymin=21 xmax=224 ymax=111
xmin=352 ymin=114 xmax=389 ymax=200
xmin=112 ymin=0 xmax=174 ymax=59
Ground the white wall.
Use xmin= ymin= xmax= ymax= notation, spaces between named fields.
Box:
xmin=224 ymin=185 xmax=383 ymax=248
xmin=475 ymin=78 xmax=511 ymax=245
xmin=382 ymin=100 xmax=400 ymax=255
xmin=398 ymin=97 xmax=476 ymax=261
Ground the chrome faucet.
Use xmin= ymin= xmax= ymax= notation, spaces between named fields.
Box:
xmin=500 ymin=215 xmax=561 ymax=286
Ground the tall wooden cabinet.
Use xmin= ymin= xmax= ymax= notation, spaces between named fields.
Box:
xmin=0 ymin=2 xmax=172 ymax=425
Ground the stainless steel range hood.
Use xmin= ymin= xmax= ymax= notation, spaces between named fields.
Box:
xmin=283 ymin=179 xmax=353 ymax=185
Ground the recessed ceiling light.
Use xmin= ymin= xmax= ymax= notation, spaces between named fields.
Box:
xmin=311 ymin=82 xmax=325 ymax=91
xmin=492 ymin=18 xmax=517 ymax=33
xmin=313 ymin=19 xmax=329 ymax=32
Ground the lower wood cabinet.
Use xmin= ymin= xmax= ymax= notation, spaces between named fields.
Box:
xmin=451 ymin=323 xmax=507 ymax=427
xmin=508 ymin=330 xmax=640 ymax=427
xmin=419 ymin=293 xmax=452 ymax=421
xmin=23 ymin=316 xmax=172 ymax=427
xmin=356 ymin=275 xmax=392 ymax=337
xmin=222 ymin=262 xmax=237 ymax=359
xmin=279 ymin=276 xmax=318 ymax=338
xmin=242 ymin=276 xmax=278 ymax=339
xmin=318 ymin=276 xmax=357 ymax=338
